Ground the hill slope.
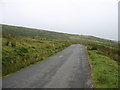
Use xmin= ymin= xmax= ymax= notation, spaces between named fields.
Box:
xmin=1 ymin=24 xmax=119 ymax=88
xmin=2 ymin=24 xmax=118 ymax=60
xmin=2 ymin=24 xmax=117 ymax=45
xmin=2 ymin=24 xmax=69 ymax=39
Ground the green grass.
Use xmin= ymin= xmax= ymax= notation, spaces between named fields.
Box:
xmin=2 ymin=34 xmax=70 ymax=77
xmin=88 ymin=50 xmax=119 ymax=88
xmin=2 ymin=24 xmax=119 ymax=62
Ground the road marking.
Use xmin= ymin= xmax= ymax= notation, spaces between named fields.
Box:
xmin=72 ymin=45 xmax=76 ymax=46
xmin=59 ymin=55 xmax=63 ymax=58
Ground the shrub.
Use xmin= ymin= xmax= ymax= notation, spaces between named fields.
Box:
xmin=31 ymin=46 xmax=35 ymax=49
xmin=91 ymin=46 xmax=97 ymax=50
xmin=87 ymin=46 xmax=97 ymax=50
xmin=19 ymin=47 xmax=28 ymax=53
xmin=11 ymin=41 xmax=16 ymax=47
xmin=4 ymin=40 xmax=9 ymax=46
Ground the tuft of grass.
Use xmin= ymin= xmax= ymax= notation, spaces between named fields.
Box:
xmin=88 ymin=50 xmax=119 ymax=88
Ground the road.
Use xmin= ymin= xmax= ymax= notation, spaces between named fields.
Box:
xmin=2 ymin=44 xmax=92 ymax=88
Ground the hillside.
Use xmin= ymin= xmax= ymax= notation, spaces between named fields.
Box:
xmin=2 ymin=24 xmax=119 ymax=61
xmin=1 ymin=24 xmax=119 ymax=88
xmin=2 ymin=24 xmax=69 ymax=40
xmin=2 ymin=24 xmax=117 ymax=46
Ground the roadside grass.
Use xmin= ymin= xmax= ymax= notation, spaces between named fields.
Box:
xmin=2 ymin=34 xmax=70 ymax=77
xmin=87 ymin=50 xmax=119 ymax=88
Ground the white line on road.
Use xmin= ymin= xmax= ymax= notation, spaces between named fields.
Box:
xmin=59 ymin=55 xmax=63 ymax=58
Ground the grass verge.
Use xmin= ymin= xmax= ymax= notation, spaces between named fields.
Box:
xmin=87 ymin=50 xmax=119 ymax=88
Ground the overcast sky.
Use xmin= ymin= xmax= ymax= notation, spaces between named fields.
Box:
xmin=0 ymin=0 xmax=119 ymax=40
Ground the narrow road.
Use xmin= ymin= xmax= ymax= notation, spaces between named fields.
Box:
xmin=2 ymin=44 xmax=92 ymax=88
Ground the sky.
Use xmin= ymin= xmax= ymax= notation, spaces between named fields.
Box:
xmin=0 ymin=0 xmax=119 ymax=41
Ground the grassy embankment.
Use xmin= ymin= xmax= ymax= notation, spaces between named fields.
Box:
xmin=2 ymin=33 xmax=70 ymax=76
xmin=81 ymin=38 xmax=119 ymax=88
xmin=87 ymin=49 xmax=119 ymax=88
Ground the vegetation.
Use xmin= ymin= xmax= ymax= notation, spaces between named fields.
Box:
xmin=87 ymin=50 xmax=119 ymax=88
xmin=2 ymin=33 xmax=70 ymax=76
xmin=1 ymin=24 xmax=119 ymax=88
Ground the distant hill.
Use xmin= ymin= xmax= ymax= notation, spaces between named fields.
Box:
xmin=2 ymin=24 xmax=116 ymax=44
xmin=2 ymin=24 xmax=70 ymax=40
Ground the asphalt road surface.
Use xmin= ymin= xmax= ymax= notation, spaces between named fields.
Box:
xmin=2 ymin=44 xmax=92 ymax=88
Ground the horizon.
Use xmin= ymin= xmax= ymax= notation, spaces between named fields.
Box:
xmin=1 ymin=0 xmax=119 ymax=41
xmin=2 ymin=23 xmax=118 ymax=41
